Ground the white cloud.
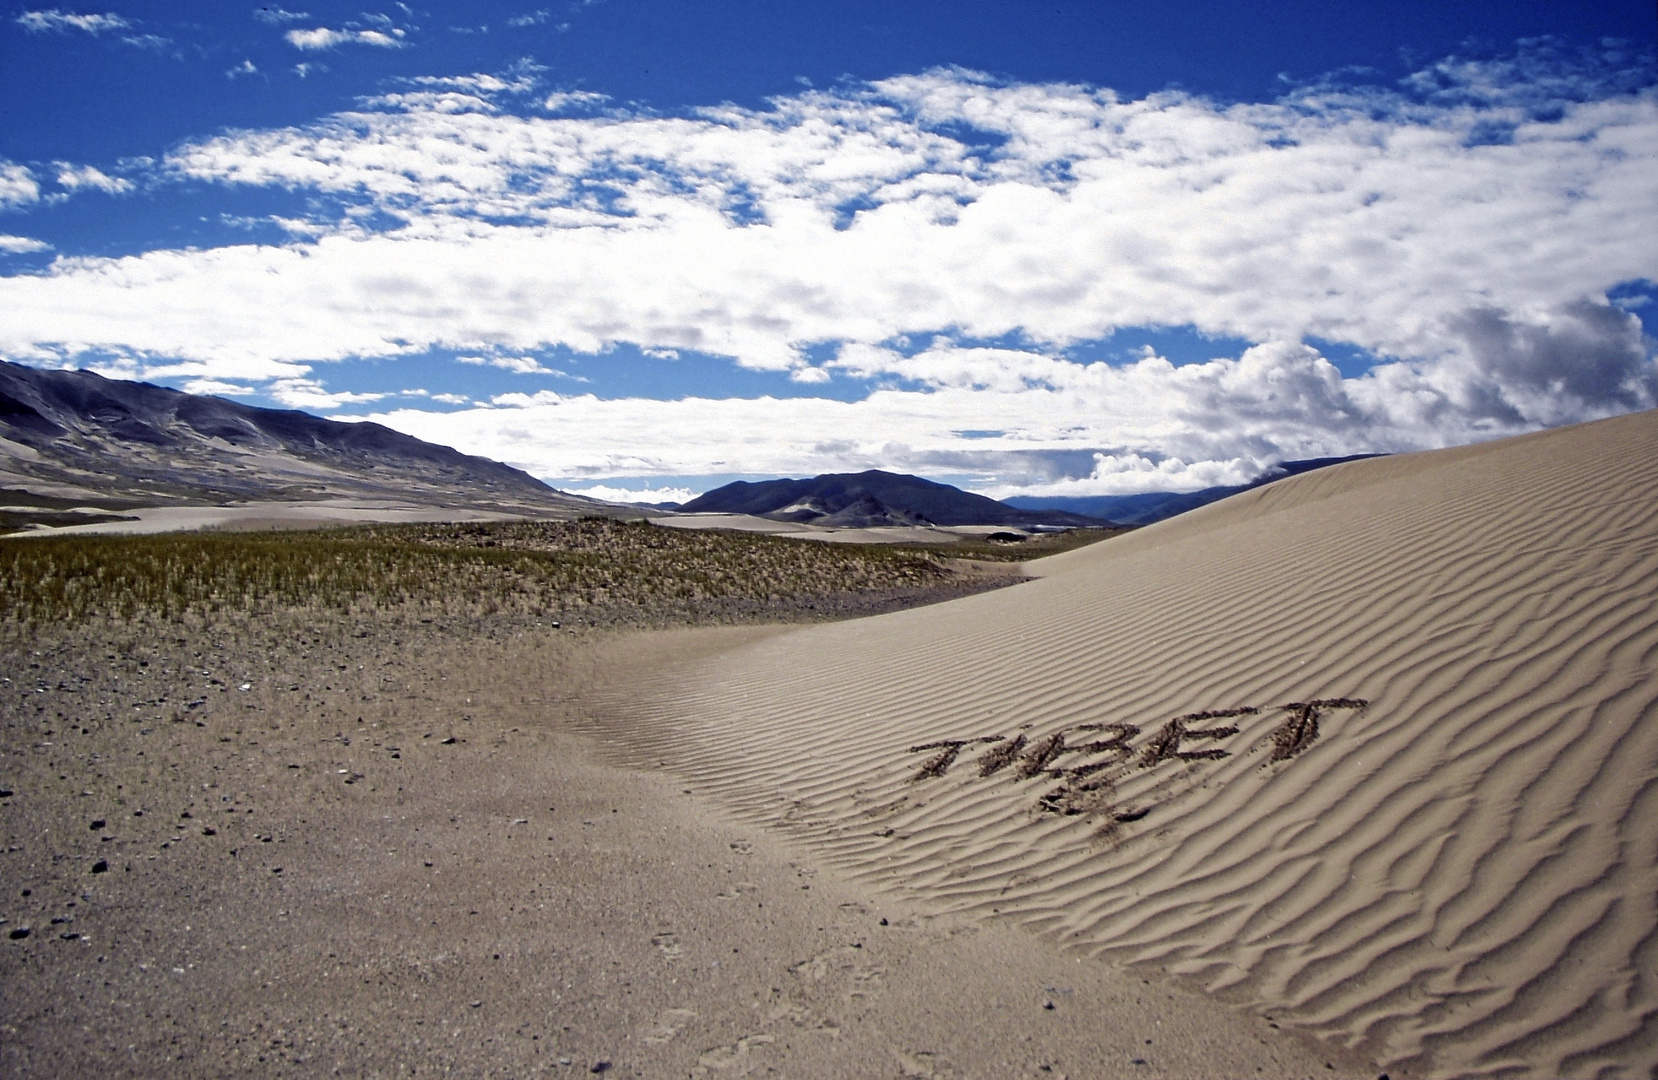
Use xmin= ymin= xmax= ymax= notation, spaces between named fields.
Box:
xmin=54 ymin=163 xmax=132 ymax=194
xmin=559 ymin=483 xmax=699 ymax=505
xmin=267 ymin=378 xmax=389 ymax=409
xmin=340 ymin=339 xmax=1567 ymax=493
xmin=183 ymin=378 xmax=257 ymax=397
xmin=456 ymin=353 xmax=575 ymax=376
xmin=286 ymin=25 xmax=405 ymax=50
xmin=227 ymin=59 xmax=258 ymax=79
xmin=253 ymin=7 xmax=309 ymax=25
xmin=17 ymin=9 xmax=129 ymax=33
xmin=0 ymin=162 xmax=40 ymax=208
xmin=0 ymin=48 xmax=1654 ymax=492
xmin=0 ymin=235 xmax=51 ymax=253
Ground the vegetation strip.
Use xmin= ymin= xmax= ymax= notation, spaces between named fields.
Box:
xmin=2 ymin=518 xmax=1111 ymax=628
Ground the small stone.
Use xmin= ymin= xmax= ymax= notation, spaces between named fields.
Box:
xmin=202 ymin=827 xmax=216 ymax=836
xmin=469 ymin=1000 xmax=482 ymax=1008
xmin=0 ymin=789 xmax=12 ymax=798
xmin=271 ymin=867 xmax=283 ymax=874
xmin=89 ymin=819 xmax=105 ymax=830
xmin=8 ymin=927 xmax=29 ymax=940
xmin=879 ymin=917 xmax=888 ymax=926
xmin=1043 ymin=1001 xmax=1055 ymax=1010
xmin=589 ymin=1061 xmax=611 ymax=1074
xmin=91 ymin=859 xmax=108 ymax=874
xmin=440 ymin=736 xmax=456 ymax=745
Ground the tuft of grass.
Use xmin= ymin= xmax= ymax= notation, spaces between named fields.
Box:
xmin=0 ymin=518 xmax=964 ymax=628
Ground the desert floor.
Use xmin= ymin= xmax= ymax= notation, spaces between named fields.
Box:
xmin=0 ymin=607 xmax=1368 ymax=1080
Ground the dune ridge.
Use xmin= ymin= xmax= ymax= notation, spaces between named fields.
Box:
xmin=592 ymin=409 xmax=1658 ymax=1078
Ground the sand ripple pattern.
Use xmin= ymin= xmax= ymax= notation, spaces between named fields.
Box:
xmin=595 ymin=411 xmax=1658 ymax=1078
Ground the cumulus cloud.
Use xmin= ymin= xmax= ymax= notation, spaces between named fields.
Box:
xmin=343 ymin=338 xmax=1561 ymax=492
xmin=0 ymin=235 xmax=51 ymax=253
xmin=0 ymin=46 xmax=1654 ymax=492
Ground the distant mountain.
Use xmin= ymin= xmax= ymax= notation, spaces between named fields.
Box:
xmin=1004 ymin=455 xmax=1383 ymax=527
xmin=0 ymin=360 xmax=606 ymax=515
xmin=676 ymin=470 xmax=1113 ymax=529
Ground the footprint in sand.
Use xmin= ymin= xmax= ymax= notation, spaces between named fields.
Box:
xmin=692 ymin=1032 xmax=775 ymax=1075
xmin=728 ymin=840 xmax=753 ymax=854
xmin=715 ymin=881 xmax=759 ymax=900
xmin=788 ymin=946 xmax=887 ymax=1000
xmin=651 ymin=931 xmax=683 ymax=959
xmin=894 ymin=1049 xmax=959 ymax=1078
xmin=764 ymin=988 xmax=841 ymax=1034
xmin=641 ymin=1007 xmax=698 ymax=1045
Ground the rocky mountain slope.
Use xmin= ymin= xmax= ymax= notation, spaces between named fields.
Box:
xmin=675 ymin=470 xmax=1113 ymax=528
xmin=0 ymin=361 xmax=601 ymax=517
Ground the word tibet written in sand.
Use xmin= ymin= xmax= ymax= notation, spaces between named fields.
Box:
xmin=906 ymin=698 xmax=1367 ymax=836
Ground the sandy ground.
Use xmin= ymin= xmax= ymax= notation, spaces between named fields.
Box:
xmin=0 ymin=611 xmax=1365 ymax=1079
xmin=603 ymin=409 xmax=1658 ymax=1079
xmin=11 ymin=500 xmax=556 ymax=538
xmin=13 ymin=409 xmax=1652 ymax=1078
xmin=649 ymin=513 xmax=1026 ymax=545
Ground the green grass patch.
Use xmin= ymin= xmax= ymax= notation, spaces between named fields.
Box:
xmin=0 ymin=518 xmax=959 ymax=626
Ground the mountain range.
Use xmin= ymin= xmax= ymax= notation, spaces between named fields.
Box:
xmin=674 ymin=471 xmax=1112 ymax=529
xmin=0 ymin=360 xmax=599 ymax=517
xmin=1004 ymin=455 xmax=1384 ymax=527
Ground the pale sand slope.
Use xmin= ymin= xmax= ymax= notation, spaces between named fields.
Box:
xmin=15 ymin=499 xmax=536 ymax=536
xmin=594 ymin=408 xmax=1658 ymax=1078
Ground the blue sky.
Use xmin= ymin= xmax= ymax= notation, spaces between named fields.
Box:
xmin=1 ymin=2 xmax=1655 ymax=502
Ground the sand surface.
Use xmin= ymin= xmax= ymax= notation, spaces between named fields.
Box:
xmin=594 ymin=409 xmax=1658 ymax=1078
xmin=13 ymin=499 xmax=545 ymax=537
xmin=1 ymin=614 xmax=1359 ymax=1078
xmin=650 ymin=513 xmax=1023 ymax=545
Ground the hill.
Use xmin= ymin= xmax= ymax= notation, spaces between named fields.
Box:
xmin=0 ymin=360 xmax=603 ymax=519
xmin=675 ymin=469 xmax=1112 ymax=528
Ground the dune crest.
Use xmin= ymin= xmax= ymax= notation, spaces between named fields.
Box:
xmin=597 ymin=409 xmax=1658 ymax=1078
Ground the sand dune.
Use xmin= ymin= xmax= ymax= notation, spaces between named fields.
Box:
xmin=595 ymin=409 xmax=1658 ymax=1077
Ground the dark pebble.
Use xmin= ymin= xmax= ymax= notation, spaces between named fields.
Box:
xmin=1043 ymin=1001 xmax=1055 ymax=1011
xmin=89 ymin=819 xmax=105 ymax=830
xmin=202 ymin=827 xmax=216 ymax=836
xmin=91 ymin=859 xmax=108 ymax=874
xmin=0 ymin=789 xmax=12 ymax=797
xmin=441 ymin=736 xmax=457 ymax=745
xmin=590 ymin=1062 xmax=611 ymax=1074
xmin=9 ymin=927 xmax=29 ymax=940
